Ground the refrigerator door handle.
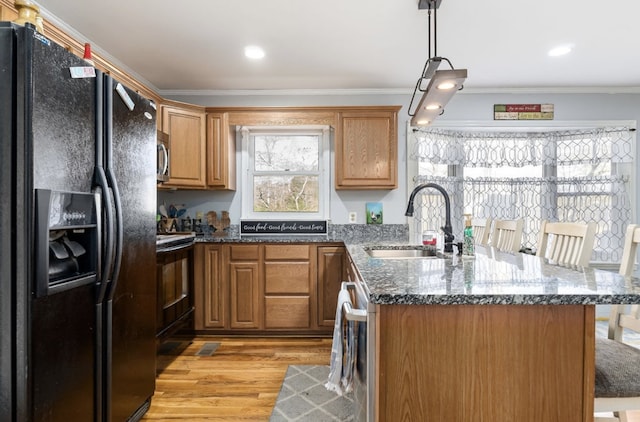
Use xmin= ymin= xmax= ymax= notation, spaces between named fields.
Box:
xmin=102 ymin=76 xmax=124 ymax=301
xmin=105 ymin=167 xmax=123 ymax=301
xmin=94 ymin=70 xmax=116 ymax=305
xmin=93 ymin=167 xmax=115 ymax=303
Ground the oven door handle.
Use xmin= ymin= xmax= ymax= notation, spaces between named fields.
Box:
xmin=341 ymin=281 xmax=367 ymax=322
xmin=156 ymin=242 xmax=194 ymax=254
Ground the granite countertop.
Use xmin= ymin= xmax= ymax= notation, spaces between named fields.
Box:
xmin=346 ymin=243 xmax=640 ymax=306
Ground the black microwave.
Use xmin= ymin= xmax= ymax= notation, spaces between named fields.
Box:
xmin=157 ymin=130 xmax=169 ymax=182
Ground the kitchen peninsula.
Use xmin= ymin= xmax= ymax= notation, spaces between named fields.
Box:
xmin=346 ymin=244 xmax=640 ymax=422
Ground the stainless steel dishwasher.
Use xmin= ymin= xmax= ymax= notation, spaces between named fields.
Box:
xmin=342 ymin=280 xmax=375 ymax=422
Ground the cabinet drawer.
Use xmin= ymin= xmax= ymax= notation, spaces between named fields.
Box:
xmin=229 ymin=244 xmax=259 ymax=260
xmin=264 ymin=244 xmax=310 ymax=260
xmin=265 ymin=262 xmax=310 ymax=293
xmin=265 ymin=297 xmax=310 ymax=329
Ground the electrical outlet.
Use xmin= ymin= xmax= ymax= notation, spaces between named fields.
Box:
xmin=348 ymin=212 xmax=357 ymax=223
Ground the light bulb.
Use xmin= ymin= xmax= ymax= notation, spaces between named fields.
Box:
xmin=437 ymin=81 xmax=456 ymax=90
xmin=244 ymin=45 xmax=265 ymax=59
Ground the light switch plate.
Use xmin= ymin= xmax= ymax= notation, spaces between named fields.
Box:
xmin=348 ymin=212 xmax=357 ymax=223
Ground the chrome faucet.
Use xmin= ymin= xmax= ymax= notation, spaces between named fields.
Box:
xmin=405 ymin=183 xmax=455 ymax=253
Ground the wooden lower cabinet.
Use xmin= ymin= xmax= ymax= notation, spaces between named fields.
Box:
xmin=377 ymin=304 xmax=595 ymax=421
xmin=194 ymin=244 xmax=225 ymax=329
xmin=317 ymin=246 xmax=347 ymax=327
xmin=194 ymin=242 xmax=344 ymax=335
xmin=229 ymin=260 xmax=261 ymax=329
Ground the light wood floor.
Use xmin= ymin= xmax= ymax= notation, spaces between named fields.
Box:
xmin=141 ymin=336 xmax=332 ymax=421
xmin=142 ymin=335 xmax=640 ymax=422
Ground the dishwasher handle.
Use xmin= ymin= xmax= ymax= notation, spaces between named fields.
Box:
xmin=341 ymin=281 xmax=367 ymax=322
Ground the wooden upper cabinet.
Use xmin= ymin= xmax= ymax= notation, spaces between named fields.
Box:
xmin=0 ymin=4 xmax=18 ymax=21
xmin=206 ymin=113 xmax=236 ymax=190
xmin=335 ymin=106 xmax=400 ymax=190
xmin=161 ymin=103 xmax=207 ymax=189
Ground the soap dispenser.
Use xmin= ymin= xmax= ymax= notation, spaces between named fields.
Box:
xmin=463 ymin=214 xmax=474 ymax=255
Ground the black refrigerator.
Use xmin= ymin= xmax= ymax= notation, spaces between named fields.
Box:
xmin=0 ymin=22 xmax=157 ymax=422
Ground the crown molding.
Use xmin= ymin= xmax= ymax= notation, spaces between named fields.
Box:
xmin=161 ymin=86 xmax=640 ymax=97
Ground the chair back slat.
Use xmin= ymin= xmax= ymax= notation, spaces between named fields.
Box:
xmin=536 ymin=220 xmax=596 ymax=267
xmin=471 ymin=218 xmax=492 ymax=246
xmin=619 ymin=224 xmax=640 ymax=276
xmin=491 ymin=219 xmax=524 ymax=253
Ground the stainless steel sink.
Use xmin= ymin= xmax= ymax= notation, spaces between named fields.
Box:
xmin=365 ymin=248 xmax=437 ymax=259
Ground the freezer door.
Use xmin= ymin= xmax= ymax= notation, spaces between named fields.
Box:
xmin=21 ymin=26 xmax=100 ymax=422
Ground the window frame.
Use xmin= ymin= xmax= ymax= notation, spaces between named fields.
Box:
xmin=240 ymin=125 xmax=331 ymax=220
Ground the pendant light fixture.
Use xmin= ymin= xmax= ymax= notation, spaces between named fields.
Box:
xmin=408 ymin=0 xmax=467 ymax=126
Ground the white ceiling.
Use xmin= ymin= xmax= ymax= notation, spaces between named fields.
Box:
xmin=35 ymin=0 xmax=640 ymax=95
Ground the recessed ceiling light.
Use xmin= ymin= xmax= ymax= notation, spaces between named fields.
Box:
xmin=244 ymin=45 xmax=265 ymax=60
xmin=548 ymin=45 xmax=573 ymax=57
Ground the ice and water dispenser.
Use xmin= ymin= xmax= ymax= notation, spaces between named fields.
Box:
xmin=35 ymin=189 xmax=100 ymax=297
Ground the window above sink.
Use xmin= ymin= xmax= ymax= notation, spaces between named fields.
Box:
xmin=239 ymin=125 xmax=331 ymax=221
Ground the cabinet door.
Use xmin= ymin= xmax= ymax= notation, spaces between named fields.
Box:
xmin=206 ymin=113 xmax=236 ymax=190
xmin=229 ymin=261 xmax=261 ymax=329
xmin=194 ymin=244 xmax=226 ymax=329
xmin=317 ymin=246 xmax=347 ymax=327
xmin=335 ymin=107 xmax=400 ymax=190
xmin=161 ymin=104 xmax=206 ymax=188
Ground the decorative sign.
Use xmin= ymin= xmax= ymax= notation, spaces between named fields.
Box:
xmin=494 ymin=104 xmax=554 ymax=120
xmin=240 ymin=220 xmax=328 ymax=235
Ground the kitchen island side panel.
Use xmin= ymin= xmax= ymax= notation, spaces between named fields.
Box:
xmin=376 ymin=304 xmax=594 ymax=422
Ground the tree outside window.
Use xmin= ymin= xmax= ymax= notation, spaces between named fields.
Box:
xmin=241 ymin=127 xmax=330 ymax=220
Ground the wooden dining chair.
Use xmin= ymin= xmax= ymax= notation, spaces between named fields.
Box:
xmin=594 ymin=224 xmax=640 ymax=422
xmin=471 ymin=218 xmax=492 ymax=246
xmin=535 ymin=220 xmax=596 ymax=267
xmin=618 ymin=224 xmax=640 ymax=277
xmin=490 ymin=218 xmax=524 ymax=253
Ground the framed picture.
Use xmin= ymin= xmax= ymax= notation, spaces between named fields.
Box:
xmin=366 ymin=202 xmax=383 ymax=224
